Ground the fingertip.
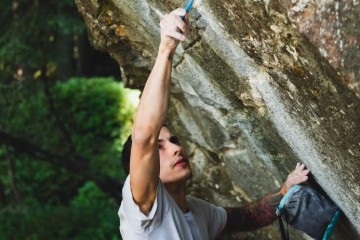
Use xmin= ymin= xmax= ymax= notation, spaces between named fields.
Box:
xmin=174 ymin=8 xmax=186 ymax=16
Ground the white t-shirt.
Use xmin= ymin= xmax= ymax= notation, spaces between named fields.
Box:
xmin=119 ymin=176 xmax=227 ymax=240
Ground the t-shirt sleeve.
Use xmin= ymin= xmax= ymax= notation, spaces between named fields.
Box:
xmin=189 ymin=197 xmax=227 ymax=239
xmin=207 ymin=203 xmax=227 ymax=239
xmin=119 ymin=176 xmax=167 ymax=233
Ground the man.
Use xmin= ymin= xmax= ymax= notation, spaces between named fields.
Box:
xmin=118 ymin=8 xmax=310 ymax=239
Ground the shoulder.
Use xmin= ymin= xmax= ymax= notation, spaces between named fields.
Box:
xmin=121 ymin=177 xmax=179 ymax=216
xmin=119 ymin=178 xmax=174 ymax=233
xmin=187 ymin=196 xmax=226 ymax=218
xmin=187 ymin=196 xmax=227 ymax=239
xmin=122 ymin=176 xmax=171 ymax=209
xmin=187 ymin=196 xmax=212 ymax=207
xmin=187 ymin=196 xmax=221 ymax=208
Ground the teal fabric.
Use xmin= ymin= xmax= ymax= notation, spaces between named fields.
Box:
xmin=322 ymin=210 xmax=340 ymax=240
xmin=276 ymin=184 xmax=301 ymax=215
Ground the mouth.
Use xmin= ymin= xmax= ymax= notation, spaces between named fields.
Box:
xmin=173 ymin=157 xmax=188 ymax=167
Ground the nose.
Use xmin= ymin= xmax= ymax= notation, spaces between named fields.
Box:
xmin=170 ymin=142 xmax=183 ymax=156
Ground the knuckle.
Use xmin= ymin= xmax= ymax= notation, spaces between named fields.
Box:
xmin=180 ymin=22 xmax=187 ymax=30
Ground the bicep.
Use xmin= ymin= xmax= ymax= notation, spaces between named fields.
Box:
xmin=129 ymin=138 xmax=160 ymax=215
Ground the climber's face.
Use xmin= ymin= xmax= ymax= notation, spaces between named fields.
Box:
xmin=158 ymin=126 xmax=192 ymax=184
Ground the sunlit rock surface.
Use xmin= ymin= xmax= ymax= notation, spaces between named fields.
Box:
xmin=76 ymin=0 xmax=360 ymax=239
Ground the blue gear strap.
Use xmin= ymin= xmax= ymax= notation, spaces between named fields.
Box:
xmin=181 ymin=0 xmax=194 ymax=20
xmin=276 ymin=184 xmax=301 ymax=216
xmin=277 ymin=185 xmax=301 ymax=240
xmin=184 ymin=0 xmax=194 ymax=12
xmin=322 ymin=210 xmax=340 ymax=240
xmin=277 ymin=184 xmax=341 ymax=240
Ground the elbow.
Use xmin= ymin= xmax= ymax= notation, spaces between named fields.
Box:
xmin=131 ymin=126 xmax=159 ymax=147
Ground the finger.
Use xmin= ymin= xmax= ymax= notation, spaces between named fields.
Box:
xmin=293 ymin=162 xmax=301 ymax=172
xmin=162 ymin=13 xmax=185 ymax=31
xmin=295 ymin=170 xmax=310 ymax=180
xmin=295 ymin=163 xmax=305 ymax=172
xmin=291 ymin=169 xmax=309 ymax=180
xmin=183 ymin=13 xmax=190 ymax=28
xmin=296 ymin=175 xmax=308 ymax=184
xmin=166 ymin=13 xmax=188 ymax=35
xmin=174 ymin=16 xmax=189 ymax=36
xmin=164 ymin=29 xmax=186 ymax=41
xmin=170 ymin=8 xmax=187 ymax=17
xmin=160 ymin=14 xmax=170 ymax=27
xmin=161 ymin=19 xmax=186 ymax=41
xmin=301 ymin=169 xmax=310 ymax=176
xmin=295 ymin=167 xmax=309 ymax=174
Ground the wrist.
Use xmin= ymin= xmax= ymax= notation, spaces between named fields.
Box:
xmin=280 ymin=184 xmax=287 ymax=196
xmin=158 ymin=44 xmax=175 ymax=59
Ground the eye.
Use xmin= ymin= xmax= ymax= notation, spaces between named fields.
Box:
xmin=170 ymin=136 xmax=180 ymax=145
xmin=159 ymin=144 xmax=164 ymax=150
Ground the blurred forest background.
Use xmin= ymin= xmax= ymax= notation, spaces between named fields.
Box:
xmin=0 ymin=0 xmax=138 ymax=239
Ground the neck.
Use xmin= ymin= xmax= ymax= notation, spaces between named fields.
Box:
xmin=164 ymin=182 xmax=188 ymax=212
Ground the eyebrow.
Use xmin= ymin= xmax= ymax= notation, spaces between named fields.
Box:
xmin=158 ymin=136 xmax=177 ymax=142
xmin=170 ymin=136 xmax=179 ymax=141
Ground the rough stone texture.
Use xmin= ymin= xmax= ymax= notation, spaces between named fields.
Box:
xmin=282 ymin=0 xmax=360 ymax=97
xmin=76 ymin=0 xmax=360 ymax=239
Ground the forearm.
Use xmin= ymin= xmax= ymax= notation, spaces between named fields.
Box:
xmin=224 ymin=189 xmax=283 ymax=232
xmin=129 ymin=46 xmax=175 ymax=212
xmin=132 ymin=46 xmax=174 ymax=138
xmin=132 ymin=8 xmax=188 ymax=139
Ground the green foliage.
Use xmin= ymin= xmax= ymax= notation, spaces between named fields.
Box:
xmin=53 ymin=77 xmax=134 ymax=177
xmin=0 ymin=182 xmax=121 ymax=240
xmin=1 ymin=77 xmax=134 ymax=202
xmin=0 ymin=1 xmax=136 ymax=238
xmin=0 ymin=0 xmax=84 ymax=70
xmin=0 ymin=77 xmax=136 ymax=238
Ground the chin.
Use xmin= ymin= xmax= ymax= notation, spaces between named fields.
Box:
xmin=163 ymin=170 xmax=192 ymax=184
xmin=183 ymin=169 xmax=193 ymax=181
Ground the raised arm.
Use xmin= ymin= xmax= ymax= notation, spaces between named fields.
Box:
xmin=222 ymin=163 xmax=309 ymax=233
xmin=129 ymin=8 xmax=189 ymax=215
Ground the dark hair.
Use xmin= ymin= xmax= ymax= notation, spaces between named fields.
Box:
xmin=121 ymin=125 xmax=169 ymax=175
xmin=122 ymin=135 xmax=132 ymax=175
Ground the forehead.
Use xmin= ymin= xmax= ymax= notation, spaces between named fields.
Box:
xmin=159 ymin=126 xmax=172 ymax=139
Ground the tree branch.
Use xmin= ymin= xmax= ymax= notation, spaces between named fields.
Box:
xmin=3 ymin=145 xmax=21 ymax=205
xmin=0 ymin=130 xmax=123 ymax=202
xmin=0 ymin=175 xmax=6 ymax=206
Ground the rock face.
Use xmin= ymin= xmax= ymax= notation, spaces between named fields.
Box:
xmin=76 ymin=0 xmax=360 ymax=239
xmin=283 ymin=0 xmax=360 ymax=97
